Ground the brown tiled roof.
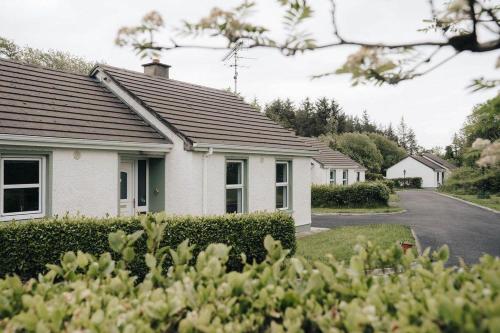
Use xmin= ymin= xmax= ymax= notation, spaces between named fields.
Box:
xmin=98 ymin=65 xmax=314 ymax=152
xmin=0 ymin=59 xmax=169 ymax=144
xmin=301 ymin=137 xmax=365 ymax=169
xmin=410 ymin=155 xmax=444 ymax=171
xmin=422 ymin=153 xmax=457 ymax=170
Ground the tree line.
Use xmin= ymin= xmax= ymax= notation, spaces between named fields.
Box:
xmin=252 ymin=97 xmax=422 ymax=174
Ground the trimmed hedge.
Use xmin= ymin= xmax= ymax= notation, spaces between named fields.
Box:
xmin=312 ymin=181 xmax=390 ymax=208
xmin=0 ymin=212 xmax=296 ymax=280
xmin=391 ymin=177 xmax=423 ymax=189
xmin=381 ymin=179 xmax=395 ymax=193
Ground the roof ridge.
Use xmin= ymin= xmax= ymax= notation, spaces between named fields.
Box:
xmin=0 ymin=57 xmax=90 ymax=78
xmin=98 ymin=63 xmax=242 ymax=99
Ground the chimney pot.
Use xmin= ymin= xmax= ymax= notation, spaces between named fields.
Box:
xmin=142 ymin=60 xmax=171 ymax=79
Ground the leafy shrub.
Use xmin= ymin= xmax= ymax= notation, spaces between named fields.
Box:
xmin=365 ymin=172 xmax=384 ymax=181
xmin=381 ymin=179 xmax=395 ymax=193
xmin=440 ymin=167 xmax=500 ymax=195
xmin=0 ymin=212 xmax=296 ymax=280
xmin=0 ymin=220 xmax=498 ymax=332
xmin=391 ymin=177 xmax=423 ymax=189
xmin=312 ymin=182 xmax=390 ymax=208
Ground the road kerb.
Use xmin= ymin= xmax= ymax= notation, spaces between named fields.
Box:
xmin=436 ymin=192 xmax=499 ymax=214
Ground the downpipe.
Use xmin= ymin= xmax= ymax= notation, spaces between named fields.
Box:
xmin=202 ymin=147 xmax=214 ymax=215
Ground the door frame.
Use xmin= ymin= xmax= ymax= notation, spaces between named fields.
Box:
xmin=119 ymin=159 xmax=149 ymax=216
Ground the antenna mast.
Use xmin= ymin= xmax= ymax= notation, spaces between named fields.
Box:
xmin=222 ymin=41 xmax=244 ymax=94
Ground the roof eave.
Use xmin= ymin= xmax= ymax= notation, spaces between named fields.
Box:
xmin=0 ymin=134 xmax=172 ymax=153
xmin=191 ymin=143 xmax=315 ymax=157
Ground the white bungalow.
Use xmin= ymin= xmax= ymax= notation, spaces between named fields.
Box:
xmin=0 ymin=59 xmax=315 ymax=231
xmin=386 ymin=154 xmax=456 ymax=188
xmin=302 ymin=137 xmax=366 ymax=185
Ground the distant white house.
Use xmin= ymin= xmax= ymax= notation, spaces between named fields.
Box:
xmin=301 ymin=137 xmax=366 ymax=185
xmin=386 ymin=154 xmax=456 ymax=188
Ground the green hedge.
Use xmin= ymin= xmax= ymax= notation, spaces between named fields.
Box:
xmin=391 ymin=177 xmax=423 ymax=189
xmin=312 ymin=181 xmax=390 ymax=208
xmin=0 ymin=212 xmax=296 ymax=280
xmin=381 ymin=179 xmax=395 ymax=193
xmin=440 ymin=167 xmax=500 ymax=195
xmin=1 ymin=225 xmax=498 ymax=332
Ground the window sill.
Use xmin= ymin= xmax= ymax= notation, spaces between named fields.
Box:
xmin=277 ymin=208 xmax=294 ymax=214
xmin=0 ymin=213 xmax=45 ymax=222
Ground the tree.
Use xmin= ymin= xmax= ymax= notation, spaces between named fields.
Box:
xmin=367 ymin=133 xmax=407 ymax=174
xmin=116 ymin=1 xmax=500 ymax=90
xmin=406 ymin=128 xmax=420 ymax=155
xmin=384 ymin=123 xmax=398 ymax=142
xmin=264 ymin=98 xmax=296 ymax=130
xmin=462 ymin=95 xmax=500 ymax=145
xmin=327 ymin=132 xmax=383 ymax=173
xmin=0 ymin=36 xmax=95 ymax=74
xmin=397 ymin=117 xmax=410 ymax=152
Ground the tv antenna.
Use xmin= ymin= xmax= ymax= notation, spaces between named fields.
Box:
xmin=222 ymin=41 xmax=249 ymax=94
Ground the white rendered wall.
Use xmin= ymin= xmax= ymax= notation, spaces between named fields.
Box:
xmin=386 ymin=157 xmax=437 ymax=188
xmin=311 ymin=160 xmax=328 ymax=184
xmin=51 ymin=149 xmax=119 ymax=217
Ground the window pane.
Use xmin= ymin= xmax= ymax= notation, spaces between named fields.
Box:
xmin=226 ymin=162 xmax=242 ymax=185
xmin=3 ymin=188 xmax=39 ymax=213
xmin=330 ymin=169 xmax=336 ymax=183
xmin=226 ymin=188 xmax=242 ymax=213
xmin=120 ymin=172 xmax=127 ymax=200
xmin=276 ymin=186 xmax=287 ymax=209
xmin=137 ymin=160 xmax=147 ymax=207
xmin=276 ymin=163 xmax=287 ymax=183
xmin=4 ymin=160 xmax=39 ymax=185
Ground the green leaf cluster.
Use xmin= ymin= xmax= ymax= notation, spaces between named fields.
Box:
xmin=440 ymin=167 xmax=500 ymax=195
xmin=312 ymin=181 xmax=390 ymax=208
xmin=0 ymin=220 xmax=499 ymax=332
xmin=0 ymin=212 xmax=296 ymax=281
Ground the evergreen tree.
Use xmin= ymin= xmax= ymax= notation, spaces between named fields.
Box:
xmin=264 ymin=99 xmax=296 ymax=130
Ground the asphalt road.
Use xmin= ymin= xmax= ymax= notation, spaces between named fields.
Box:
xmin=312 ymin=190 xmax=500 ymax=266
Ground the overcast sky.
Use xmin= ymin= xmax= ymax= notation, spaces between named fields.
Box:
xmin=1 ymin=0 xmax=498 ymax=148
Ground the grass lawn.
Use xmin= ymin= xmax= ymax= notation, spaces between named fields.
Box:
xmin=446 ymin=193 xmax=500 ymax=212
xmin=297 ymin=224 xmax=415 ymax=262
xmin=311 ymin=192 xmax=404 ymax=214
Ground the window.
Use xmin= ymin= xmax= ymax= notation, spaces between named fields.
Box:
xmin=342 ymin=169 xmax=348 ymax=186
xmin=329 ymin=169 xmax=336 ymax=185
xmin=1 ymin=157 xmax=45 ymax=219
xmin=356 ymin=172 xmax=361 ymax=182
xmin=226 ymin=160 xmax=244 ymax=213
xmin=276 ymin=162 xmax=290 ymax=210
xmin=137 ymin=160 xmax=147 ymax=208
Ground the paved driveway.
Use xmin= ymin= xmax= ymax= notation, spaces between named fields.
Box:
xmin=312 ymin=190 xmax=500 ymax=265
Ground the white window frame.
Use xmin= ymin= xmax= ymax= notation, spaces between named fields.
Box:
xmin=135 ymin=159 xmax=149 ymax=213
xmin=342 ymin=169 xmax=349 ymax=186
xmin=0 ymin=156 xmax=46 ymax=221
xmin=225 ymin=160 xmax=245 ymax=213
xmin=329 ymin=169 xmax=336 ymax=185
xmin=356 ymin=171 xmax=361 ymax=182
xmin=276 ymin=161 xmax=290 ymax=210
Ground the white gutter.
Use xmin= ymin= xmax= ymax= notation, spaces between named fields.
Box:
xmin=192 ymin=143 xmax=314 ymax=157
xmin=202 ymin=147 xmax=214 ymax=215
xmin=0 ymin=134 xmax=172 ymax=152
